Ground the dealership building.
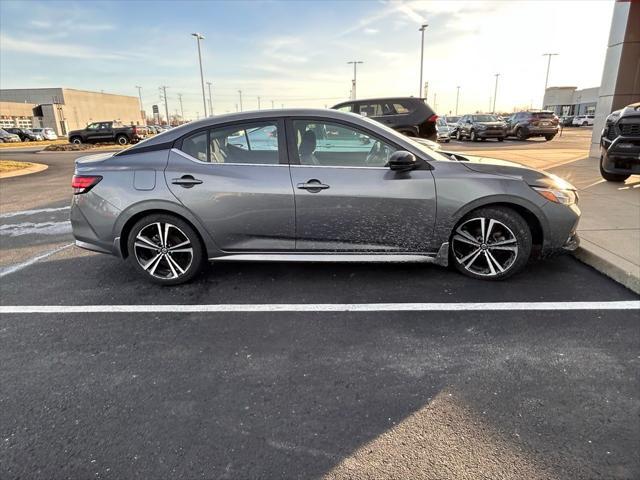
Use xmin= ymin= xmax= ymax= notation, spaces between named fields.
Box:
xmin=0 ymin=88 xmax=144 ymax=136
xmin=542 ymin=86 xmax=599 ymax=117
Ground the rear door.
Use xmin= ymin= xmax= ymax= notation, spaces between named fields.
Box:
xmin=165 ymin=119 xmax=296 ymax=252
xmin=287 ymin=117 xmax=436 ymax=252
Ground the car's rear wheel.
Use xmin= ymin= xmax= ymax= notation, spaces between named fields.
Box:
xmin=70 ymin=137 xmax=82 ymax=144
xmin=456 ymin=130 xmax=463 ymax=141
xmin=116 ymin=135 xmax=129 ymax=145
xmin=450 ymin=207 xmax=532 ymax=280
xmin=545 ymin=134 xmax=555 ymax=141
xmin=470 ymin=130 xmax=478 ymax=142
xmin=127 ymin=214 xmax=204 ymax=285
xmin=516 ymin=128 xmax=528 ymax=141
xmin=599 ymin=157 xmax=629 ymax=182
xmin=497 ymin=137 xmax=504 ymax=142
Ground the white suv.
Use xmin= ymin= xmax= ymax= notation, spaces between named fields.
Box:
xmin=572 ymin=115 xmax=595 ymax=126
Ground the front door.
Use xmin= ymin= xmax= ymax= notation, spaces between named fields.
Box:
xmin=287 ymin=118 xmax=436 ymax=252
xmin=165 ymin=119 xmax=295 ymax=252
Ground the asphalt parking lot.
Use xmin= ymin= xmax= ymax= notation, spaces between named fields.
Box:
xmin=1 ymin=138 xmax=639 ymax=479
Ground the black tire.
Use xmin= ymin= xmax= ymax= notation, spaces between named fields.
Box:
xmin=450 ymin=206 xmax=532 ymax=281
xmin=470 ymin=130 xmax=478 ymax=142
xmin=599 ymin=158 xmax=629 ymax=182
xmin=116 ymin=135 xmax=130 ymax=145
xmin=127 ymin=213 xmax=205 ymax=285
xmin=497 ymin=137 xmax=504 ymax=142
xmin=70 ymin=137 xmax=82 ymax=144
xmin=516 ymin=128 xmax=528 ymax=141
xmin=456 ymin=130 xmax=463 ymax=141
xmin=545 ymin=134 xmax=555 ymax=141
xmin=582 ymin=122 xmax=588 ymax=127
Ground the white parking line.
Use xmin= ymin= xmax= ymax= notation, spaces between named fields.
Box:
xmin=0 ymin=301 xmax=638 ymax=314
xmin=0 ymin=243 xmax=74 ymax=278
xmin=0 ymin=206 xmax=70 ymax=218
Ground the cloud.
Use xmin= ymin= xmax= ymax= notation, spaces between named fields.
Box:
xmin=363 ymin=28 xmax=379 ymax=35
xmin=0 ymin=34 xmax=128 ymax=61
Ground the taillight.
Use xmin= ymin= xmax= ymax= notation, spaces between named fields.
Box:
xmin=132 ymin=126 xmax=137 ymax=135
xmin=427 ymin=114 xmax=438 ymax=122
xmin=71 ymin=175 xmax=102 ymax=194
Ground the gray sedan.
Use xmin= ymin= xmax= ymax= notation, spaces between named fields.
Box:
xmin=70 ymin=109 xmax=580 ymax=285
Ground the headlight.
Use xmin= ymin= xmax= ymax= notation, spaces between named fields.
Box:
xmin=532 ymin=187 xmax=578 ymax=205
xmin=477 ymin=124 xmax=487 ymax=129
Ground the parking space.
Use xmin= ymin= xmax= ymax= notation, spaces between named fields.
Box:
xmin=1 ymin=146 xmax=639 ymax=479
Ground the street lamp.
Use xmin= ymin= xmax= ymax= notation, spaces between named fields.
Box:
xmin=455 ymin=86 xmax=460 ymax=115
xmin=238 ymin=90 xmax=243 ymax=112
xmin=542 ymin=53 xmax=559 ymax=108
xmin=206 ymin=81 xmax=213 ymax=116
xmin=492 ymin=74 xmax=500 ymax=114
xmin=191 ymin=32 xmax=207 ymax=117
xmin=419 ymin=23 xmax=428 ymax=98
xmin=347 ymin=61 xmax=363 ymax=100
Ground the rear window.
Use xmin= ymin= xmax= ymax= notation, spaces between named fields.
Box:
xmin=530 ymin=112 xmax=554 ymax=119
xmin=393 ymin=103 xmax=411 ymax=114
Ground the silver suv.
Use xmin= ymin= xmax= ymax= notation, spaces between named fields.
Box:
xmin=70 ymin=109 xmax=580 ymax=285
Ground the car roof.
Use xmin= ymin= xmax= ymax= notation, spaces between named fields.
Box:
xmin=122 ymin=108 xmax=385 ymax=153
xmin=334 ymin=97 xmax=425 ymax=105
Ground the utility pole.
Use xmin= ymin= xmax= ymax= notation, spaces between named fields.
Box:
xmin=433 ymin=92 xmax=437 ymax=112
xmin=455 ymin=86 xmax=460 ymax=115
xmin=424 ymin=81 xmax=428 ymax=100
xmin=177 ymin=93 xmax=184 ymax=121
xmin=191 ymin=33 xmax=207 ymax=117
xmin=238 ymin=90 xmax=243 ymax=112
xmin=492 ymin=73 xmax=500 ymax=114
xmin=160 ymin=85 xmax=169 ymax=125
xmin=271 ymin=100 xmax=275 ymax=109
xmin=347 ymin=60 xmax=363 ymax=100
xmin=135 ymin=85 xmax=143 ymax=111
xmin=257 ymin=96 xmax=261 ymax=110
xmin=206 ymin=81 xmax=213 ymax=116
xmin=542 ymin=53 xmax=559 ymax=108
xmin=419 ymin=23 xmax=428 ymax=97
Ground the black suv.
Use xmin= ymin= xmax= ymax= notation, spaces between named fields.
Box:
xmin=332 ymin=97 xmax=437 ymax=140
xmin=600 ymin=102 xmax=640 ymax=182
xmin=455 ymin=114 xmax=507 ymax=141
xmin=505 ymin=111 xmax=558 ymax=141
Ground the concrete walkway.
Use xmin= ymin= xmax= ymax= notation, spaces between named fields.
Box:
xmin=549 ymin=157 xmax=640 ymax=293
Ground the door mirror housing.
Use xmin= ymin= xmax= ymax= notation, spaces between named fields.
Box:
xmin=388 ymin=151 xmax=417 ymax=171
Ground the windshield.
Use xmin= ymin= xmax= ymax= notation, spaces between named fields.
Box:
xmin=472 ymin=115 xmax=498 ymax=122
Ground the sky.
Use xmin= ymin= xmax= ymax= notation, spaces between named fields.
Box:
xmin=0 ymin=0 xmax=615 ymax=120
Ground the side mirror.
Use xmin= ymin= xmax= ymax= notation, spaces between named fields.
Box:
xmin=388 ymin=150 xmax=417 ymax=171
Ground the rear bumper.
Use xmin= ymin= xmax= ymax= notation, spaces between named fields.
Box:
xmin=526 ymin=126 xmax=558 ymax=136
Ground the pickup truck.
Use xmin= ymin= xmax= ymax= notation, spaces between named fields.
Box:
xmin=68 ymin=121 xmax=147 ymax=145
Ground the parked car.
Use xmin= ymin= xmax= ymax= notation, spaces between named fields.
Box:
xmin=435 ymin=118 xmax=451 ymax=142
xmin=5 ymin=127 xmax=44 ymax=142
xmin=0 ymin=128 xmax=21 ymax=143
xmin=68 ymin=121 xmax=147 ymax=145
xmin=506 ymin=111 xmax=558 ymax=141
xmin=455 ymin=114 xmax=507 ymax=142
xmin=31 ymin=128 xmax=58 ymax=140
xmin=599 ymin=102 xmax=640 ymax=182
xmin=572 ymin=114 xmax=595 ymax=127
xmin=560 ymin=116 xmax=575 ymax=127
xmin=71 ymin=108 xmax=580 ymax=285
xmin=332 ymin=97 xmax=438 ymax=140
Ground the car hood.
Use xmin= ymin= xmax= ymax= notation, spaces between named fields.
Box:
xmin=443 ymin=152 xmax=577 ymax=190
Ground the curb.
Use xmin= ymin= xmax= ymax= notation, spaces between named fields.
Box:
xmin=0 ymin=162 xmax=48 ymax=179
xmin=573 ymin=243 xmax=640 ymax=295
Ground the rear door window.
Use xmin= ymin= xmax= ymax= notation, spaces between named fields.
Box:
xmin=335 ymin=104 xmax=353 ymax=113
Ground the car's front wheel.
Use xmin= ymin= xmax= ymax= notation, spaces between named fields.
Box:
xmin=127 ymin=214 xmax=204 ymax=285
xmin=456 ymin=130 xmax=463 ymax=141
xmin=450 ymin=207 xmax=532 ymax=280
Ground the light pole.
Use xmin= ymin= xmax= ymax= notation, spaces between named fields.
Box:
xmin=271 ymin=100 xmax=275 ymax=109
xmin=191 ymin=33 xmax=207 ymax=117
xmin=135 ymin=85 xmax=143 ymax=111
xmin=492 ymin=73 xmax=500 ymax=114
xmin=455 ymin=86 xmax=460 ymax=115
xmin=160 ymin=85 xmax=169 ymax=125
xmin=206 ymin=81 xmax=213 ymax=116
xmin=238 ymin=90 xmax=243 ymax=112
xmin=347 ymin=60 xmax=363 ymax=100
xmin=257 ymin=96 xmax=261 ymax=110
xmin=418 ymin=23 xmax=428 ymax=98
xmin=177 ymin=93 xmax=184 ymax=122
xmin=542 ymin=53 xmax=559 ymax=108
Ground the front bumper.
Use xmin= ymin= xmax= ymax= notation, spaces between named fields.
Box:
xmin=601 ymin=137 xmax=640 ymax=175
xmin=476 ymin=129 xmax=506 ymax=138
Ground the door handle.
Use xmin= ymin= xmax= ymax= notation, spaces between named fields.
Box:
xmin=171 ymin=175 xmax=203 ymax=188
xmin=297 ymin=179 xmax=330 ymax=192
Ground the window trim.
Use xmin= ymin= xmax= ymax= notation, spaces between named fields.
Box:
xmin=284 ymin=116 xmax=427 ymax=169
xmin=174 ymin=118 xmax=287 ymax=165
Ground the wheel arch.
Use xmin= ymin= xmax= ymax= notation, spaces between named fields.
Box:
xmin=114 ymin=201 xmax=219 ymax=259
xmin=450 ymin=197 xmax=546 ymax=249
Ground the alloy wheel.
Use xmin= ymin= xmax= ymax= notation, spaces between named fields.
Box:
xmin=133 ymin=222 xmax=194 ymax=280
xmin=451 ymin=217 xmax=518 ymax=277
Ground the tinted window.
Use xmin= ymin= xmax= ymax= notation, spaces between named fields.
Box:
xmin=180 ymin=121 xmax=280 ymax=164
xmin=335 ymin=104 xmax=353 ymax=113
xmin=531 ymin=112 xmax=554 ymax=119
xmin=181 ymin=131 xmax=208 ymax=162
xmin=393 ymin=103 xmax=411 ymax=114
xmin=293 ymin=120 xmax=397 ymax=167
xmin=359 ymin=103 xmax=384 ymax=117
